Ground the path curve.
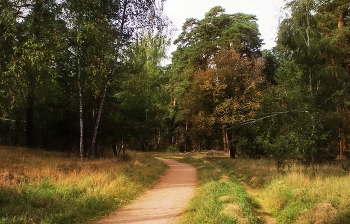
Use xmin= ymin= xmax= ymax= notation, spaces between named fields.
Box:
xmin=93 ymin=158 xmax=197 ymax=224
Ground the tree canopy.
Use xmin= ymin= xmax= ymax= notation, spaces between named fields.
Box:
xmin=1 ymin=2 xmax=350 ymax=165
xmin=169 ymin=6 xmax=264 ymax=153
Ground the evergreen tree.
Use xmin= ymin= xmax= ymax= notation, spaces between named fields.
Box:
xmin=170 ymin=6 xmax=264 ymax=153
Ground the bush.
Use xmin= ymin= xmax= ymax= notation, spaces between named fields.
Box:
xmin=165 ymin=145 xmax=178 ymax=152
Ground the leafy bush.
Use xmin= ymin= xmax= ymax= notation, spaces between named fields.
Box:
xmin=165 ymin=145 xmax=178 ymax=152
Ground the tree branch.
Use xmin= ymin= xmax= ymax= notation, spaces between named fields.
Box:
xmin=228 ymin=110 xmax=310 ymax=128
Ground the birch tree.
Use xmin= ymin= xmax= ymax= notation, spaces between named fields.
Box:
xmin=65 ymin=0 xmax=169 ymax=159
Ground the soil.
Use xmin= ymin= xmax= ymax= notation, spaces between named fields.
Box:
xmin=93 ymin=158 xmax=197 ymax=224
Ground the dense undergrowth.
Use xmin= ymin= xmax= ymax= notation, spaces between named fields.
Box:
xmin=0 ymin=147 xmax=168 ymax=224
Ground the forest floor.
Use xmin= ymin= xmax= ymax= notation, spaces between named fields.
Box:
xmin=92 ymin=158 xmax=197 ymax=224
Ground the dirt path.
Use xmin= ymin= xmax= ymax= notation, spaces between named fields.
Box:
xmin=93 ymin=158 xmax=197 ymax=224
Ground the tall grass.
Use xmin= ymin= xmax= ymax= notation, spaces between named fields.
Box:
xmin=262 ymin=168 xmax=350 ymax=223
xmin=0 ymin=147 xmax=168 ymax=224
xmin=176 ymin=155 xmax=263 ymax=224
xmin=166 ymin=152 xmax=350 ymax=224
xmin=220 ymin=156 xmax=350 ymax=223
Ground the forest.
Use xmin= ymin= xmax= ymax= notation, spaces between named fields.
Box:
xmin=1 ymin=0 xmax=349 ymax=167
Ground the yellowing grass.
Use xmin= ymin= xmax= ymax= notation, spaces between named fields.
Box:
xmin=0 ymin=146 xmax=168 ymax=223
xmin=170 ymin=152 xmax=350 ymax=223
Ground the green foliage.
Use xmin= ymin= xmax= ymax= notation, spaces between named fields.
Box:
xmin=1 ymin=0 xmax=350 ymax=167
xmin=108 ymin=34 xmax=171 ymax=151
xmin=0 ymin=0 xmax=170 ymax=153
xmin=170 ymin=7 xmax=264 ymax=151
xmin=165 ymin=145 xmax=178 ymax=152
xmin=256 ymin=0 xmax=350 ymax=165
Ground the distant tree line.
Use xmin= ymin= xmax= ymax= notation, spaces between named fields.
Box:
xmin=1 ymin=0 xmax=349 ymax=167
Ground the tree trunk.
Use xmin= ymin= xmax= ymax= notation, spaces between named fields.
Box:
xmin=41 ymin=123 xmax=48 ymax=150
xmin=228 ymin=133 xmax=237 ymax=159
xmin=157 ymin=130 xmax=161 ymax=150
xmin=121 ymin=139 xmax=125 ymax=156
xmin=26 ymin=73 xmax=35 ymax=148
xmin=141 ymin=134 xmax=146 ymax=152
xmin=112 ymin=137 xmax=118 ymax=156
xmin=78 ymin=58 xmax=84 ymax=160
xmin=89 ymin=83 xmax=108 ymax=159
xmin=229 ymin=141 xmax=236 ymax=159
xmin=336 ymin=8 xmax=348 ymax=159
xmin=185 ymin=120 xmax=189 ymax=152
xmin=222 ymin=127 xmax=228 ymax=151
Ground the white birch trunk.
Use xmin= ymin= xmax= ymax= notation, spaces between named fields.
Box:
xmin=89 ymin=83 xmax=108 ymax=159
xmin=88 ymin=0 xmax=128 ymax=159
xmin=78 ymin=58 xmax=84 ymax=161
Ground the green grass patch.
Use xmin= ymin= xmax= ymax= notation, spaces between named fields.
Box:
xmin=0 ymin=147 xmax=168 ymax=224
xmin=164 ymin=152 xmax=350 ymax=224
xmin=176 ymin=155 xmax=263 ymax=224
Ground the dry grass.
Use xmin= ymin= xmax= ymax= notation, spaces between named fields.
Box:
xmin=227 ymin=156 xmax=350 ymax=223
xmin=168 ymin=151 xmax=350 ymax=223
xmin=263 ymin=170 xmax=350 ymax=223
xmin=0 ymin=146 xmax=168 ymax=224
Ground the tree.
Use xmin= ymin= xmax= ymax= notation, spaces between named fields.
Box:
xmin=316 ymin=0 xmax=350 ymax=158
xmin=0 ymin=0 xmax=171 ymax=155
xmin=0 ymin=0 xmax=22 ymax=145
xmin=65 ymin=0 xmax=170 ymax=159
xmin=66 ymin=0 xmax=120 ymax=158
xmin=89 ymin=0 xmax=169 ymax=158
xmin=110 ymin=33 xmax=170 ymax=152
xmin=170 ymin=6 xmax=264 ymax=152
xmin=261 ymin=0 xmax=349 ymax=166
xmin=0 ymin=0 xmax=67 ymax=148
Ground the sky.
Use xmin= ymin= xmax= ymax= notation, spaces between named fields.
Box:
xmin=163 ymin=0 xmax=286 ymax=57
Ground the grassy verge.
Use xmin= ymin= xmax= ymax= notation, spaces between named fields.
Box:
xmin=0 ymin=147 xmax=168 ymax=224
xmin=174 ymin=155 xmax=264 ymax=224
xmin=262 ymin=168 xmax=350 ymax=223
xmin=168 ymin=152 xmax=350 ymax=224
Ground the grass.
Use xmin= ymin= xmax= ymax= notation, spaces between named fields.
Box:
xmin=2 ymin=148 xmax=350 ymax=223
xmin=0 ymin=146 xmax=168 ymax=224
xmin=263 ymin=169 xmax=350 ymax=223
xmin=173 ymin=154 xmax=264 ymax=224
xmin=162 ymin=152 xmax=350 ymax=224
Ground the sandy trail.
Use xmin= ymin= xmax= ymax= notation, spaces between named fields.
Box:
xmin=93 ymin=158 xmax=197 ymax=224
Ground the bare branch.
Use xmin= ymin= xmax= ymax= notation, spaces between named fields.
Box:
xmin=230 ymin=110 xmax=310 ymax=128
